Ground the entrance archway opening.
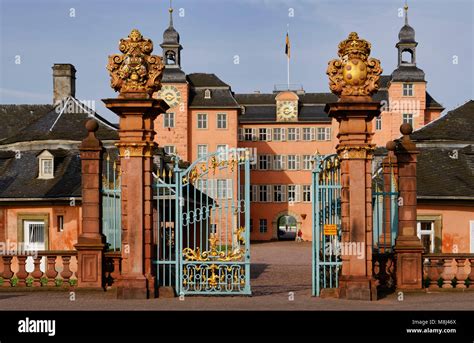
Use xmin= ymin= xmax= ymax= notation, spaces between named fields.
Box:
xmin=277 ymin=215 xmax=297 ymax=240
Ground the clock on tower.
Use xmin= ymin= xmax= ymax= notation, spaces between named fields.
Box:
xmin=275 ymin=91 xmax=299 ymax=122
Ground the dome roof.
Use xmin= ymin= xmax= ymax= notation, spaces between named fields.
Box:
xmin=163 ymin=26 xmax=179 ymax=44
xmin=398 ymin=24 xmax=416 ymax=43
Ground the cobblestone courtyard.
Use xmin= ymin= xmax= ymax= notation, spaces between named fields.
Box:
xmin=1 ymin=241 xmax=474 ymax=311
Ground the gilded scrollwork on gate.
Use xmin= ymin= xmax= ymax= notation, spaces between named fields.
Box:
xmin=182 ymin=154 xmax=242 ymax=185
xmin=182 ymin=233 xmax=245 ymax=262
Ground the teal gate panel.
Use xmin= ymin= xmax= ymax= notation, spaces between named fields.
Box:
xmin=372 ymin=164 xmax=399 ymax=253
xmin=102 ymin=154 xmax=121 ymax=251
xmin=312 ymin=154 xmax=342 ymax=296
xmin=154 ymin=148 xmax=251 ymax=296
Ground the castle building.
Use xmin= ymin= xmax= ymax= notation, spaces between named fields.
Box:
xmin=152 ymin=5 xmax=444 ymax=241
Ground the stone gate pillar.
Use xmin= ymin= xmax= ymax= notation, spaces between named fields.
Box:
xmin=394 ymin=124 xmax=424 ymax=290
xmin=325 ymin=32 xmax=383 ymax=300
xmin=76 ymin=119 xmax=105 ymax=288
xmin=103 ymin=29 xmax=168 ymax=299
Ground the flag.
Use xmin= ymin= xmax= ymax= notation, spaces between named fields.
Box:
xmin=285 ymin=32 xmax=290 ymax=59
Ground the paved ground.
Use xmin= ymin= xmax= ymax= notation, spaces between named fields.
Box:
xmin=1 ymin=241 xmax=474 ymax=310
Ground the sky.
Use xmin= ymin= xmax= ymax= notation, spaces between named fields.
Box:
xmin=0 ymin=0 xmax=473 ymax=122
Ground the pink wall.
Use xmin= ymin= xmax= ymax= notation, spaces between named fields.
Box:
xmin=418 ymin=204 xmax=474 ymax=253
xmin=3 ymin=205 xmax=81 ymax=250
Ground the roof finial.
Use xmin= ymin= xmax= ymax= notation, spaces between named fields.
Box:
xmin=169 ymin=0 xmax=174 ymax=28
xmin=404 ymin=0 xmax=409 ymax=25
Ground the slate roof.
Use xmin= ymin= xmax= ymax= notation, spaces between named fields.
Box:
xmin=187 ymin=73 xmax=229 ymax=88
xmin=235 ymin=90 xmax=389 ymax=123
xmin=188 ymin=88 xmax=240 ymax=108
xmin=426 ymin=92 xmax=444 ymax=110
xmin=0 ymin=149 xmax=82 ymax=199
xmin=391 ymin=65 xmax=425 ymax=82
xmin=417 ymin=145 xmax=474 ymax=200
xmin=162 ymin=67 xmax=187 ymax=83
xmin=0 ymin=97 xmax=118 ymax=145
xmin=411 ymin=100 xmax=474 ymax=142
xmin=0 ymin=105 xmax=54 ymax=143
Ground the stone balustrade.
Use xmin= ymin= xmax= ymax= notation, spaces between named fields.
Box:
xmin=104 ymin=251 xmax=121 ymax=288
xmin=0 ymin=251 xmax=77 ymax=288
xmin=423 ymin=254 xmax=474 ymax=289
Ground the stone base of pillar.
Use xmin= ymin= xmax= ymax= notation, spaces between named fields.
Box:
xmin=74 ymin=243 xmax=105 ymax=289
xmin=158 ymin=286 xmax=176 ymax=298
xmin=395 ymin=243 xmax=424 ymax=290
xmin=116 ymin=275 xmax=150 ymax=299
xmin=338 ymin=276 xmax=377 ymax=301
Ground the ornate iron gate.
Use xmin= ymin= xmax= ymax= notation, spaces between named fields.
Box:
xmin=102 ymin=154 xmax=121 ymax=251
xmin=155 ymin=148 xmax=251 ymax=296
xmin=312 ymin=154 xmax=342 ymax=296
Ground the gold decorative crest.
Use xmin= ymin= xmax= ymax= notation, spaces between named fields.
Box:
xmin=327 ymin=32 xmax=382 ymax=97
xmin=182 ymin=233 xmax=245 ymax=262
xmin=107 ymin=29 xmax=165 ymax=97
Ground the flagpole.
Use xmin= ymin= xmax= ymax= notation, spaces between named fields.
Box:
xmin=287 ymin=24 xmax=290 ymax=90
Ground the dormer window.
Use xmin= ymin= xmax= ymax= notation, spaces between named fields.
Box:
xmin=38 ymin=150 xmax=54 ymax=179
xmin=204 ymin=89 xmax=211 ymax=99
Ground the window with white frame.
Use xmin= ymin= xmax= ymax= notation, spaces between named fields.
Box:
xmin=197 ymin=113 xmax=208 ymax=129
xmin=217 ymin=144 xmax=227 ymax=161
xmin=403 ymin=83 xmax=414 ymax=97
xmin=272 ymin=155 xmax=286 ymax=170
xmin=258 ymin=154 xmax=271 ymax=170
xmin=217 ymin=113 xmax=227 ymax=129
xmin=217 ymin=179 xmax=232 ymax=199
xmin=287 ymin=128 xmax=299 ymax=141
xmin=302 ymin=185 xmax=312 ymax=202
xmin=164 ymin=145 xmax=176 ymax=154
xmin=287 ymin=185 xmax=300 ymax=203
xmin=273 ymin=128 xmax=286 ymax=141
xmin=417 ymin=221 xmax=435 ymax=253
xmin=402 ymin=113 xmax=414 ymax=127
xmin=317 ymin=127 xmax=331 ymax=141
xmin=258 ymin=185 xmax=270 ymax=202
xmin=204 ymin=89 xmax=211 ymax=99
xmin=375 ymin=116 xmax=382 ymax=131
xmin=197 ymin=144 xmax=208 ymax=159
xmin=238 ymin=128 xmax=244 ymax=141
xmin=259 ymin=128 xmax=270 ymax=141
xmin=273 ymin=185 xmax=286 ymax=203
xmin=38 ymin=150 xmax=54 ymax=179
xmin=163 ymin=112 xmax=175 ymax=128
xmin=259 ymin=219 xmax=268 ymax=233
xmin=303 ymin=155 xmax=313 ymax=170
xmin=287 ymin=155 xmax=300 ymax=170
xmin=244 ymin=128 xmax=253 ymax=141
xmin=302 ymin=128 xmax=312 ymax=141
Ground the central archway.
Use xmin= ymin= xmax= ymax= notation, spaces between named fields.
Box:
xmin=277 ymin=215 xmax=298 ymax=240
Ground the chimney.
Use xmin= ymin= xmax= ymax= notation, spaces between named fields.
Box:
xmin=52 ymin=64 xmax=76 ymax=104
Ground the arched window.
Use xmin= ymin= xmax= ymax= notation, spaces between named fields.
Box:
xmin=401 ymin=49 xmax=413 ymax=64
xmin=204 ymin=89 xmax=211 ymax=99
xmin=165 ymin=50 xmax=176 ymax=65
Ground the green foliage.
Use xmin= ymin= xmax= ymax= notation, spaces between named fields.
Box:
xmin=69 ymin=279 xmax=77 ymax=286
xmin=55 ymin=278 xmax=63 ymax=287
xmin=26 ymin=277 xmax=34 ymax=287
xmin=0 ymin=277 xmax=3 ymax=286
xmin=11 ymin=276 xmax=18 ymax=287
xmin=40 ymin=276 xmax=48 ymax=287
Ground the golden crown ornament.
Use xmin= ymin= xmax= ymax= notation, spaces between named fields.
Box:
xmin=327 ymin=32 xmax=382 ymax=98
xmin=107 ymin=29 xmax=164 ymax=98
